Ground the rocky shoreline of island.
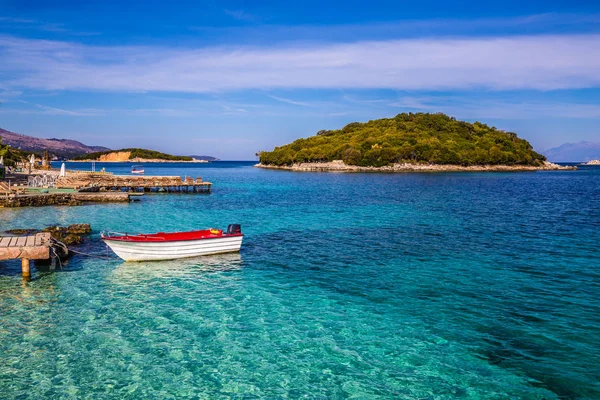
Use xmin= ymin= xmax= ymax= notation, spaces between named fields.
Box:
xmin=255 ymin=160 xmax=577 ymax=172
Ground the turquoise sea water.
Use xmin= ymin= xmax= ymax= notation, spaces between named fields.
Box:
xmin=1 ymin=162 xmax=599 ymax=399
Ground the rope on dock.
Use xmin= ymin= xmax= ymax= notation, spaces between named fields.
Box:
xmin=49 ymin=238 xmax=68 ymax=253
xmin=50 ymin=246 xmax=64 ymax=271
xmin=49 ymin=238 xmax=114 ymax=260
xmin=67 ymin=248 xmax=114 ymax=260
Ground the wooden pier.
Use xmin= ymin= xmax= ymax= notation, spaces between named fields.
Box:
xmin=0 ymin=233 xmax=53 ymax=277
xmin=57 ymin=175 xmax=212 ymax=193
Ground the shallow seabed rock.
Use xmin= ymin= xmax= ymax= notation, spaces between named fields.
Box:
xmin=42 ymin=224 xmax=92 ymax=245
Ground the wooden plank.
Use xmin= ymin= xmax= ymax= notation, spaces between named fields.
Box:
xmin=8 ymin=237 xmax=19 ymax=247
xmin=35 ymin=232 xmax=51 ymax=246
xmin=16 ymin=237 xmax=27 ymax=247
xmin=0 ymin=237 xmax=12 ymax=247
xmin=40 ymin=232 xmax=51 ymax=244
xmin=0 ymin=245 xmax=50 ymax=261
xmin=25 ymin=236 xmax=35 ymax=247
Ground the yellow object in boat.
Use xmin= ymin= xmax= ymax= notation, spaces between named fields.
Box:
xmin=210 ymin=228 xmax=220 ymax=235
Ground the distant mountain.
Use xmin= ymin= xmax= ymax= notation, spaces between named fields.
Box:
xmin=543 ymin=141 xmax=600 ymax=162
xmin=0 ymin=127 xmax=110 ymax=159
xmin=189 ymin=155 xmax=219 ymax=161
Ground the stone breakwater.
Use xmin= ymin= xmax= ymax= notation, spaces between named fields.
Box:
xmin=585 ymin=159 xmax=600 ymax=165
xmin=255 ymin=160 xmax=577 ymax=172
xmin=0 ymin=192 xmax=130 ymax=208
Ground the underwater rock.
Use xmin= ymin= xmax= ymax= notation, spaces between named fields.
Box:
xmin=4 ymin=228 xmax=38 ymax=235
xmin=42 ymin=224 xmax=92 ymax=245
xmin=66 ymin=224 xmax=92 ymax=234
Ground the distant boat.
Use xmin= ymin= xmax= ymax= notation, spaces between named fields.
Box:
xmin=101 ymin=225 xmax=243 ymax=261
xmin=131 ymin=165 xmax=144 ymax=174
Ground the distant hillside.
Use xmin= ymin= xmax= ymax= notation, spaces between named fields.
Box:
xmin=0 ymin=128 xmax=110 ymax=159
xmin=543 ymin=141 xmax=600 ymax=162
xmin=259 ymin=113 xmax=546 ymax=167
xmin=73 ymin=148 xmax=194 ymax=162
xmin=189 ymin=155 xmax=219 ymax=161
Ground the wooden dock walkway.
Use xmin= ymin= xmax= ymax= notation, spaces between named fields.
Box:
xmin=0 ymin=233 xmax=53 ymax=277
xmin=57 ymin=175 xmax=212 ymax=193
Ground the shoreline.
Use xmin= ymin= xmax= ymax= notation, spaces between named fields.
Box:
xmin=66 ymin=159 xmax=210 ymax=163
xmin=255 ymin=160 xmax=577 ymax=173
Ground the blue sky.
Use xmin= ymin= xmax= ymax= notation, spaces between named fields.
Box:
xmin=0 ymin=1 xmax=599 ymax=159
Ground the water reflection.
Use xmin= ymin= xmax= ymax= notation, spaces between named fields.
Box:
xmin=109 ymin=252 xmax=243 ymax=283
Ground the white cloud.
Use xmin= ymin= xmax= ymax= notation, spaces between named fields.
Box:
xmin=0 ymin=90 xmax=22 ymax=98
xmin=266 ymin=95 xmax=313 ymax=107
xmin=7 ymin=99 xmax=103 ymax=116
xmin=0 ymin=107 xmax=102 ymax=116
xmin=0 ymin=16 xmax=100 ymax=36
xmin=0 ymin=16 xmax=36 ymax=23
xmin=0 ymin=34 xmax=599 ymax=93
xmin=220 ymin=105 xmax=248 ymax=114
xmin=223 ymin=9 xmax=259 ymax=23
xmin=34 ymin=103 xmax=101 ymax=116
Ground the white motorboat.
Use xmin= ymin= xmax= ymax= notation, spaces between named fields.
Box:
xmin=101 ymin=225 xmax=243 ymax=261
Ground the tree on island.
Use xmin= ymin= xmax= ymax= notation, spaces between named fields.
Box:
xmin=259 ymin=113 xmax=546 ymax=167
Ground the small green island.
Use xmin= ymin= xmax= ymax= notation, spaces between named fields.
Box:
xmin=257 ymin=113 xmax=574 ymax=172
xmin=72 ymin=148 xmax=195 ymax=162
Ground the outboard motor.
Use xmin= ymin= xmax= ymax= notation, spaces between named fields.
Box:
xmin=227 ymin=224 xmax=242 ymax=235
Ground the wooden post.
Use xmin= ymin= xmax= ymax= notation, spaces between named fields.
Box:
xmin=22 ymin=258 xmax=30 ymax=277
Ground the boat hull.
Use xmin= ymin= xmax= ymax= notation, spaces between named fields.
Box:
xmin=103 ymin=235 xmax=243 ymax=261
